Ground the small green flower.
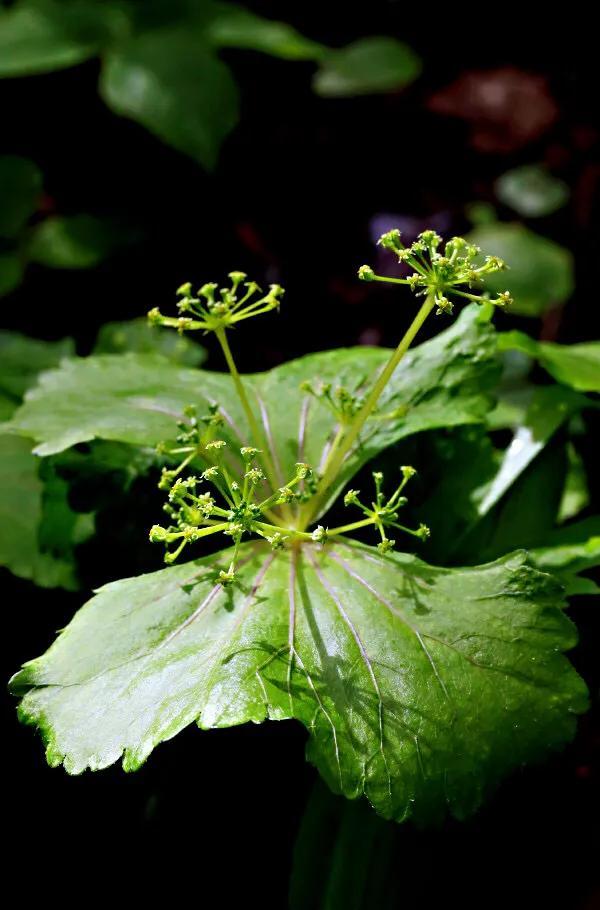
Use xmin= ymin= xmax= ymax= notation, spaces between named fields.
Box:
xmin=359 ymin=228 xmax=511 ymax=316
xmin=148 ymin=273 xmax=284 ymax=335
xmin=149 ymin=525 xmax=168 ymax=543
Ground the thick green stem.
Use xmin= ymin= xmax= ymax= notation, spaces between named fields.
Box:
xmin=299 ymin=293 xmax=436 ymax=529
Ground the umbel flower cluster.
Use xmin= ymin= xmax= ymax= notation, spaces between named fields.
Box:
xmin=358 ymin=229 xmax=512 ymax=314
xmin=148 ymin=271 xmax=284 ymax=334
xmin=149 ymin=403 xmax=426 ymax=581
xmin=146 ymin=229 xmax=511 ymax=585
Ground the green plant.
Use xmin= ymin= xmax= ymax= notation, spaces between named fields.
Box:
xmin=6 ymin=228 xmax=599 ymax=825
xmin=0 ymin=0 xmax=421 ymax=170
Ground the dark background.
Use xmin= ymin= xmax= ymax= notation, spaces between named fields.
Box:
xmin=2 ymin=5 xmax=598 ymax=907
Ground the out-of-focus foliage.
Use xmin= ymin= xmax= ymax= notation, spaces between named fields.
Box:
xmin=0 ymin=0 xmax=125 ymax=76
xmin=495 ymin=164 xmax=570 ymax=218
xmin=99 ymin=24 xmax=240 ymax=172
xmin=500 ymin=331 xmax=600 ymax=393
xmin=0 ymin=330 xmax=94 ymax=588
xmin=0 ymin=1 xmax=421 ymax=168
xmin=0 ymin=330 xmax=74 ymax=400
xmin=0 ymin=155 xmax=137 ymax=295
xmin=313 ymin=37 xmax=421 ymax=97
xmin=0 ymin=154 xmax=42 ymax=238
xmin=94 ymin=318 xmax=206 ymax=366
xmin=468 ymin=222 xmax=574 ymax=317
xmin=27 ymin=214 xmax=136 ymax=269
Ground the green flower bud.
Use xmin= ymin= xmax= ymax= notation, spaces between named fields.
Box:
xmin=377 ymin=538 xmax=395 ymax=554
xmin=147 ymin=307 xmax=163 ymax=325
xmin=219 ymin=568 xmax=235 ymax=586
xmin=377 ymin=229 xmax=402 ymax=252
xmin=277 ymin=487 xmax=296 ymax=503
xmin=344 ymin=489 xmax=361 ymax=506
xmin=240 ymin=446 xmax=261 ymax=462
xmin=267 ymin=532 xmax=288 ymax=550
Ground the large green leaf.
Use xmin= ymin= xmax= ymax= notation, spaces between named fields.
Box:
xmin=11 ymin=539 xmax=586 ymax=823
xmin=467 ymin=223 xmax=574 ymax=317
xmin=0 ymin=0 xmax=124 ymax=77
xmin=0 ymin=155 xmax=42 ymax=238
xmin=6 ymin=305 xmax=499 ymax=518
xmin=499 ymin=331 xmax=600 ymax=393
xmin=313 ymin=37 xmax=421 ymax=97
xmin=100 ymin=25 xmax=239 ymax=170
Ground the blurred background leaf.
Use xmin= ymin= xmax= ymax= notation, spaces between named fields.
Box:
xmin=94 ymin=317 xmax=206 ymax=366
xmin=204 ymin=3 xmax=325 ymax=59
xmin=495 ymin=164 xmax=569 ymax=218
xmin=468 ymin=222 xmax=574 ymax=317
xmin=0 ymin=250 xmax=24 ymax=295
xmin=0 ymin=154 xmax=42 ymax=237
xmin=313 ymin=36 xmax=421 ymax=97
xmin=27 ymin=213 xmax=138 ymax=269
xmin=499 ymin=331 xmax=600 ymax=392
xmin=0 ymin=329 xmax=91 ymax=588
xmin=99 ymin=26 xmax=239 ymax=171
xmin=0 ymin=0 xmax=126 ymax=77
xmin=0 ymin=330 xmax=74 ymax=401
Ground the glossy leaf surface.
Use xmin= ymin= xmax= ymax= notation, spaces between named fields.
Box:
xmin=12 ymin=539 xmax=586 ymax=824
